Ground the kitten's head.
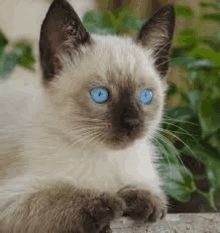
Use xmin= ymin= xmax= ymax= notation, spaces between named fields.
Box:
xmin=39 ymin=0 xmax=175 ymax=150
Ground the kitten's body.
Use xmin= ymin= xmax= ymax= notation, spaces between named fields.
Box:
xmin=0 ymin=0 xmax=175 ymax=232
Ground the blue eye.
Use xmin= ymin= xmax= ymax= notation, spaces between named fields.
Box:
xmin=90 ymin=86 xmax=109 ymax=104
xmin=138 ymin=88 xmax=153 ymax=105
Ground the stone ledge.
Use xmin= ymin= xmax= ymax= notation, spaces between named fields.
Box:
xmin=110 ymin=213 xmax=220 ymax=233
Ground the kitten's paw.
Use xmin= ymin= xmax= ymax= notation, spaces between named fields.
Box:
xmin=84 ymin=193 xmax=125 ymax=233
xmin=117 ymin=187 xmax=167 ymax=223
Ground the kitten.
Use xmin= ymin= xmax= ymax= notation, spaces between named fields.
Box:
xmin=0 ymin=0 xmax=175 ymax=232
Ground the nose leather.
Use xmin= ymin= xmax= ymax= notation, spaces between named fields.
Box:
xmin=123 ymin=118 xmax=139 ymax=127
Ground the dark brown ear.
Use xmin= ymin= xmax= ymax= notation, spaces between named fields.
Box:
xmin=137 ymin=5 xmax=175 ymax=78
xmin=39 ymin=0 xmax=92 ymax=83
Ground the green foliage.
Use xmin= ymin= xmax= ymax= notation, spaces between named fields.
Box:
xmin=83 ymin=6 xmax=145 ymax=35
xmin=165 ymin=0 xmax=220 ymax=210
xmin=175 ymin=5 xmax=194 ymax=19
xmin=0 ymin=31 xmax=35 ymax=79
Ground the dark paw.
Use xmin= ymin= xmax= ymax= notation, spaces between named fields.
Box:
xmin=117 ymin=187 xmax=167 ymax=223
xmin=83 ymin=193 xmax=125 ymax=233
xmin=99 ymin=225 xmax=112 ymax=233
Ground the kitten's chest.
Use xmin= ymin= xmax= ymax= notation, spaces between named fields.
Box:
xmin=25 ymin=140 xmax=125 ymax=191
xmin=24 ymin=136 xmax=159 ymax=192
xmin=56 ymin=150 xmax=124 ymax=191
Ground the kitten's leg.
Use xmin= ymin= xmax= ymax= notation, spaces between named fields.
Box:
xmin=0 ymin=181 xmax=125 ymax=233
xmin=117 ymin=185 xmax=167 ymax=223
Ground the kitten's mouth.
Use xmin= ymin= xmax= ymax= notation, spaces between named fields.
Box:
xmin=105 ymin=127 xmax=145 ymax=150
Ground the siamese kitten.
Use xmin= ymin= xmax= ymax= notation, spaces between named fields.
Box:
xmin=0 ymin=0 xmax=175 ymax=232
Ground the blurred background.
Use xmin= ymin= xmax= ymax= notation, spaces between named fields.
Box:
xmin=0 ymin=0 xmax=220 ymax=213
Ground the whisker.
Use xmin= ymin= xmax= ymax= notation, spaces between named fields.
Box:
xmin=157 ymin=127 xmax=199 ymax=161
xmin=163 ymin=115 xmax=200 ymax=127
xmin=161 ymin=121 xmax=200 ymax=140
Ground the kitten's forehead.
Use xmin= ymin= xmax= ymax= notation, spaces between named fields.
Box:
xmin=55 ymin=34 xmax=164 ymax=97
xmin=91 ymin=34 xmax=159 ymax=86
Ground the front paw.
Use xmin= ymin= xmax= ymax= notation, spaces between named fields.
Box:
xmin=117 ymin=187 xmax=167 ymax=223
xmin=83 ymin=192 xmax=125 ymax=233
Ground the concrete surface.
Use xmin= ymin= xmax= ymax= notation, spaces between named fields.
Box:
xmin=111 ymin=213 xmax=220 ymax=233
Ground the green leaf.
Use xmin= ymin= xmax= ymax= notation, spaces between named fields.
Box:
xmin=171 ymin=46 xmax=194 ymax=58
xmin=201 ymin=13 xmax=220 ymax=21
xmin=189 ymin=48 xmax=220 ymax=64
xmin=199 ymin=98 xmax=220 ymax=137
xmin=171 ymin=47 xmax=200 ymax=68
xmin=187 ymin=59 xmax=215 ymax=70
xmin=134 ymin=18 xmax=146 ymax=30
xmin=165 ymin=181 xmax=192 ymax=202
xmin=83 ymin=10 xmax=116 ymax=34
xmin=13 ymin=42 xmax=35 ymax=70
xmin=165 ymin=107 xmax=195 ymax=121
xmin=206 ymin=158 xmax=220 ymax=191
xmin=112 ymin=6 xmax=132 ymax=20
xmin=199 ymin=2 xmax=220 ymax=9
xmin=84 ymin=23 xmax=115 ymax=35
xmin=0 ymin=31 xmax=9 ymax=58
xmin=179 ymin=28 xmax=197 ymax=37
xmin=208 ymin=130 xmax=220 ymax=150
xmin=0 ymin=31 xmax=8 ymax=48
xmin=171 ymin=55 xmax=197 ymax=68
xmin=121 ymin=17 xmax=139 ymax=31
xmin=83 ymin=9 xmax=145 ymax=35
xmin=0 ymin=33 xmax=35 ymax=79
xmin=177 ymin=28 xmax=198 ymax=49
xmin=189 ymin=143 xmax=220 ymax=163
xmin=166 ymin=83 xmax=178 ymax=96
xmin=101 ymin=11 xmax=116 ymax=30
xmin=0 ymin=51 xmax=18 ymax=79
xmin=177 ymin=35 xmax=197 ymax=48
xmin=175 ymin=5 xmax=194 ymax=19
xmin=83 ymin=10 xmax=103 ymax=26
xmin=186 ymin=69 xmax=199 ymax=81
xmin=173 ymin=116 xmax=202 ymax=151
xmin=199 ymin=36 xmax=220 ymax=52
xmin=186 ymin=90 xmax=203 ymax=113
xmin=160 ymin=164 xmax=195 ymax=202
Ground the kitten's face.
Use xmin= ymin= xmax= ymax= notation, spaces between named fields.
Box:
xmin=40 ymin=0 xmax=175 ymax=150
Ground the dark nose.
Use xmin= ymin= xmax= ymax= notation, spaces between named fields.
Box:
xmin=121 ymin=115 xmax=140 ymax=131
xmin=123 ymin=117 xmax=140 ymax=128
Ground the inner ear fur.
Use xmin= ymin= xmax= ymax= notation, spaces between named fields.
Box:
xmin=39 ymin=0 xmax=92 ymax=83
xmin=137 ymin=5 xmax=175 ymax=78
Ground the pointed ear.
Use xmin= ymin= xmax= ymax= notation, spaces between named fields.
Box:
xmin=137 ymin=5 xmax=175 ymax=78
xmin=39 ymin=0 xmax=92 ymax=83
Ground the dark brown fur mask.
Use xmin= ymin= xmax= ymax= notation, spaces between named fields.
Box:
xmin=39 ymin=0 xmax=175 ymax=150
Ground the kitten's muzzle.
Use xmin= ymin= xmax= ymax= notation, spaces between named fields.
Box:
xmin=120 ymin=116 xmax=143 ymax=138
